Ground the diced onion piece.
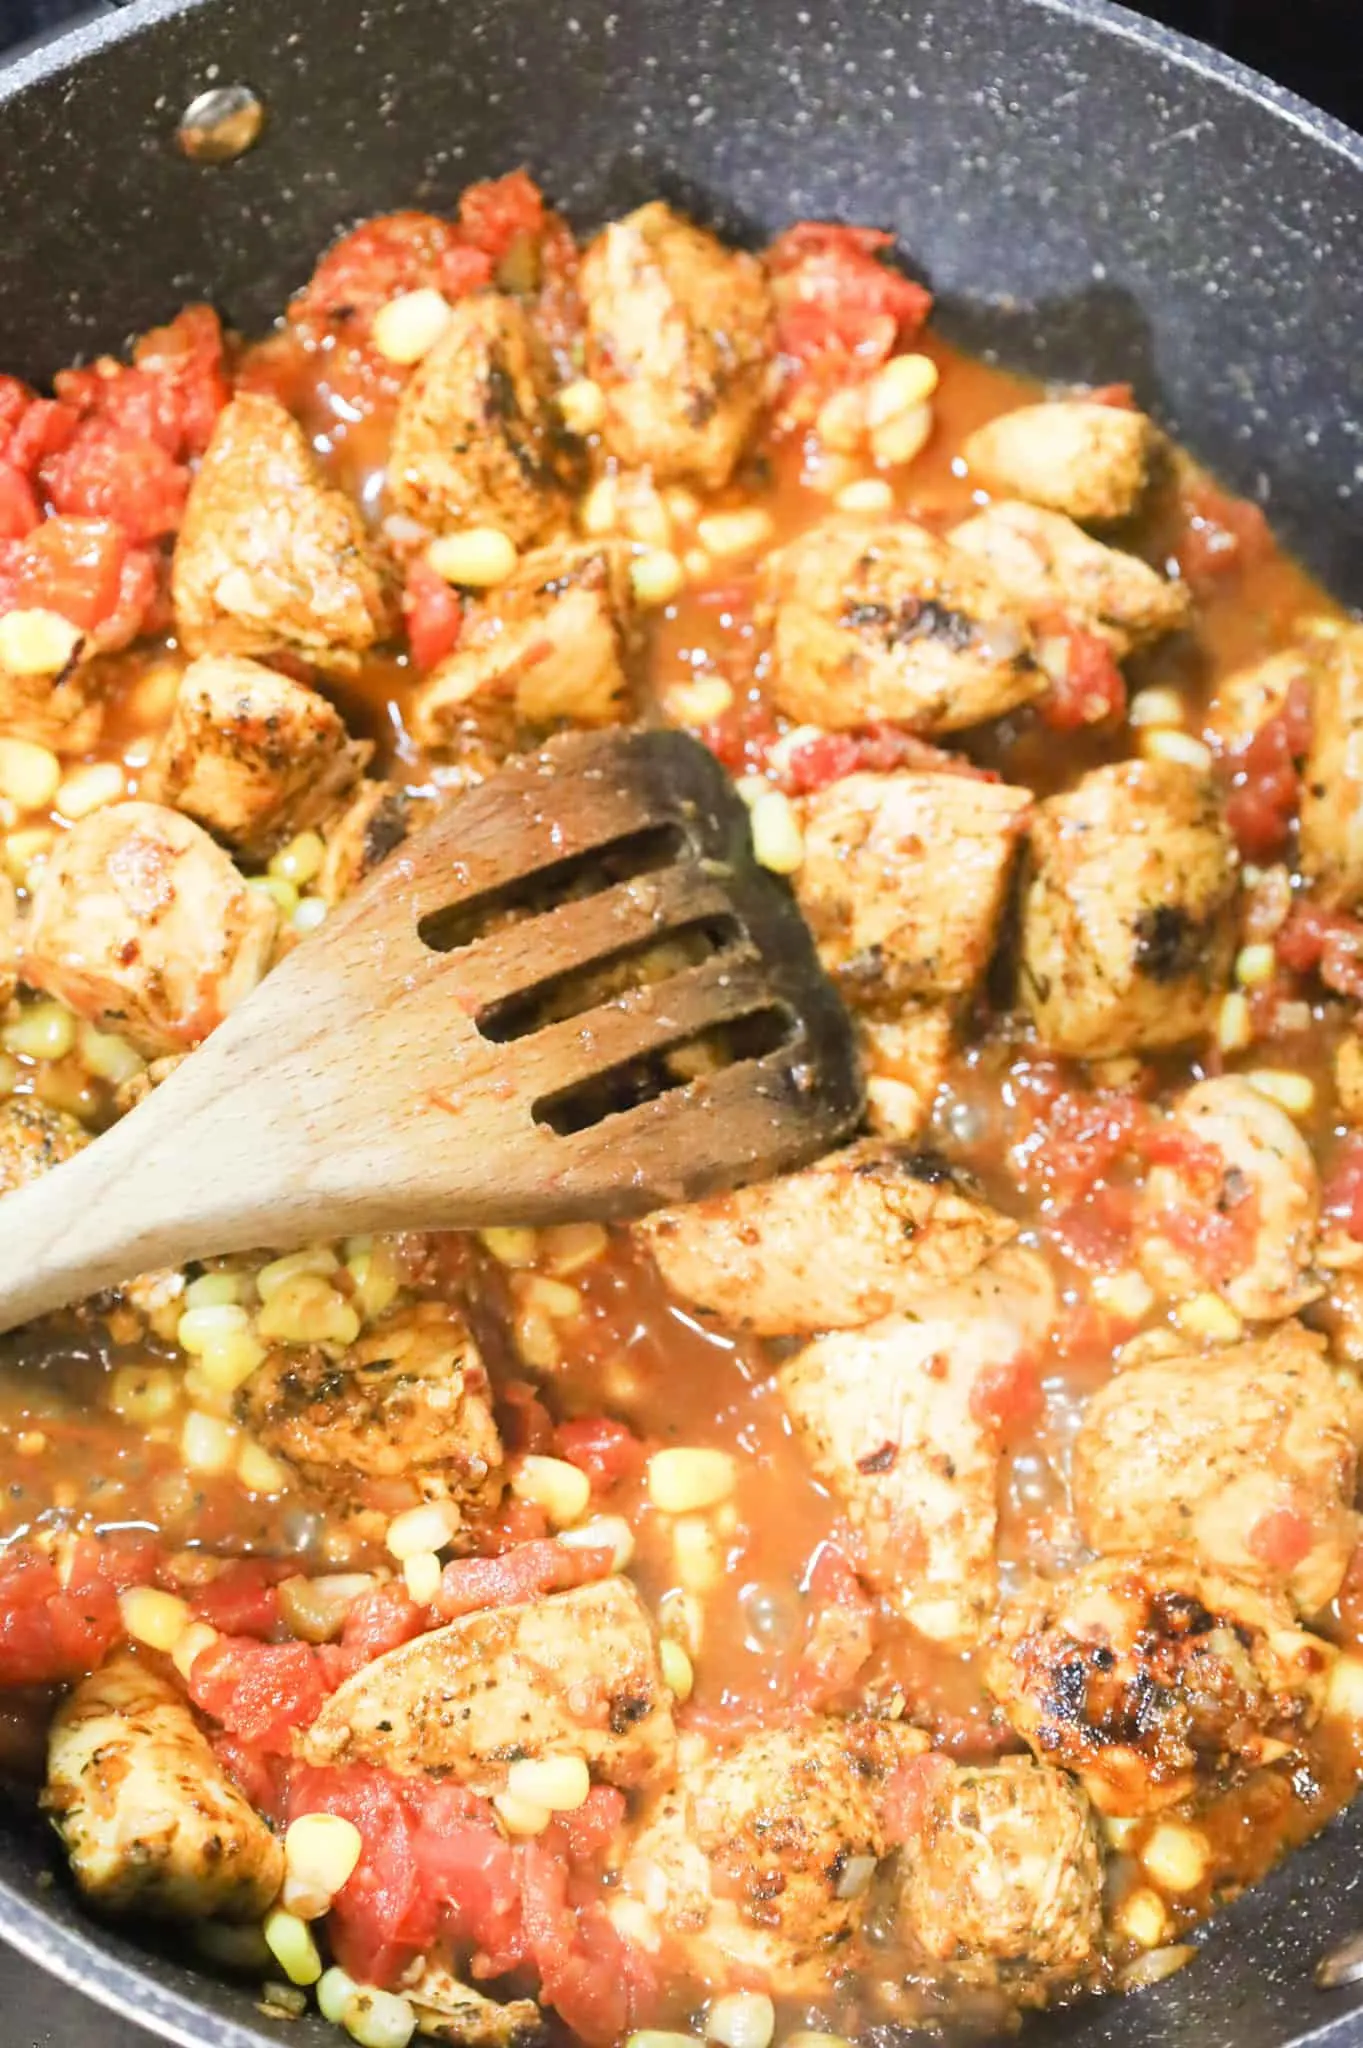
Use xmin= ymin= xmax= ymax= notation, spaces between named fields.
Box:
xmin=1140 ymin=1821 xmax=1211 ymax=1894
xmin=1325 ymin=1652 xmax=1363 ymax=1721
xmin=237 ymin=1439 xmax=290 ymax=1494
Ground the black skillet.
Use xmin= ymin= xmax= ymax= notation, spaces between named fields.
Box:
xmin=1 ymin=0 xmax=1362 ymax=2041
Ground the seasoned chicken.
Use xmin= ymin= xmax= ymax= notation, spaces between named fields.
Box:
xmin=987 ymin=1555 xmax=1332 ymax=1816
xmin=950 ymin=500 xmax=1190 ymax=653
xmin=1072 ymin=1321 xmax=1362 ymax=1615
xmin=779 ymin=1248 xmax=1056 ymax=1646
xmin=406 ymin=1953 xmax=545 ymax=2046
xmin=0 ymin=656 xmax=101 ymax=753
xmin=763 ymin=518 xmax=1043 ymax=735
xmin=142 ymin=654 xmax=370 ymax=861
xmin=636 ymin=1139 xmax=1015 ymax=1337
xmin=1019 ymin=759 xmax=1238 ymax=1057
xmin=45 ymin=1655 xmax=283 ymax=1921
xmin=1136 ymin=1076 xmax=1321 ymax=1321
xmin=620 ymin=1720 xmax=924 ymax=1994
xmin=962 ymin=399 xmax=1158 ymax=524
xmin=1207 ymin=643 xmax=1314 ymax=752
xmin=316 ymin=780 xmax=418 ymax=905
xmin=795 ymin=770 xmax=1032 ymax=1006
xmin=237 ymin=1302 xmax=503 ymax=1534
xmin=173 ymin=395 xmax=393 ymax=672
xmin=1297 ymin=624 xmax=1363 ymax=908
xmin=0 ymin=1096 xmax=89 ymax=1196
xmin=858 ymin=1005 xmax=956 ymax=1141
xmin=896 ymin=1756 xmax=1103 ymax=2003
xmin=301 ymin=1577 xmax=675 ymax=1793
xmin=22 ymin=801 xmax=276 ymax=1059
xmin=579 ymin=201 xmax=773 ymax=489
xmin=411 ymin=540 xmax=635 ymax=745
xmin=387 ymin=294 xmax=573 ymax=545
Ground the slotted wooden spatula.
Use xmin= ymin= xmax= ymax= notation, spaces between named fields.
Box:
xmin=0 ymin=727 xmax=863 ymax=1332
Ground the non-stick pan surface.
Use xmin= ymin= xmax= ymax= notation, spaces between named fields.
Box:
xmin=1 ymin=0 xmax=1362 ymax=2041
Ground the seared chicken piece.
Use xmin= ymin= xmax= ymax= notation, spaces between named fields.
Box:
xmin=411 ymin=540 xmax=635 ymax=744
xmin=636 ymin=1139 xmax=1015 ymax=1337
xmin=387 ymin=294 xmax=573 ymax=545
xmin=1297 ymin=624 xmax=1363 ymax=908
xmin=962 ymin=399 xmax=1158 ymax=524
xmin=45 ymin=1655 xmax=283 ymax=1921
xmin=621 ymin=1720 xmax=924 ymax=1994
xmin=173 ymin=395 xmax=393 ymax=673
xmin=316 ymin=780 xmax=417 ymax=905
xmin=0 ymin=1096 xmax=89 ymax=1196
xmin=406 ymin=1954 xmax=545 ymax=2047
xmin=950 ymin=501 xmax=1190 ymax=653
xmin=22 ymin=801 xmax=276 ymax=1059
xmin=237 ymin=1302 xmax=503 ymax=1534
xmin=763 ymin=518 xmax=1043 ymax=734
xmin=142 ymin=654 xmax=370 ymax=861
xmin=579 ymin=201 xmax=773 ymax=489
xmin=779 ymin=1248 xmax=1056 ymax=1646
xmin=0 ymin=657 xmax=101 ymax=753
xmin=1136 ymin=1076 xmax=1321 ymax=1322
xmin=858 ymin=1005 xmax=956 ymax=1142
xmin=987 ymin=1555 xmax=1332 ymax=1816
xmin=1019 ymin=759 xmax=1238 ymax=1057
xmin=301 ymin=1577 xmax=675 ymax=1793
xmin=897 ymin=1756 xmax=1103 ymax=2003
xmin=1207 ymin=643 xmax=1315 ymax=752
xmin=1072 ymin=1320 xmax=1362 ymax=1615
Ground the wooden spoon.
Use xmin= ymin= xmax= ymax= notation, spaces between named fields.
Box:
xmin=0 ymin=728 xmax=862 ymax=1332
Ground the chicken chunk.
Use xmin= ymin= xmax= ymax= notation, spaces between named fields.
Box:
xmin=635 ymin=1139 xmax=1015 ymax=1337
xmin=1019 ymin=759 xmax=1238 ymax=1057
xmin=387 ymin=294 xmax=573 ymax=544
xmin=1072 ymin=1321 xmax=1362 ymax=1615
xmin=779 ymin=1248 xmax=1056 ymax=1646
xmin=142 ymin=655 xmax=370 ymax=861
xmin=1207 ymin=644 xmax=1315 ymax=753
xmin=1136 ymin=1076 xmax=1321 ymax=1321
xmin=301 ymin=1577 xmax=675 ymax=1793
xmin=962 ymin=399 xmax=1158 ymax=524
xmin=22 ymin=801 xmax=276 ymax=1059
xmin=950 ymin=501 xmax=1190 ymax=653
xmin=896 ymin=1756 xmax=1103 ymax=2003
xmin=763 ymin=518 xmax=1043 ymax=735
xmin=411 ymin=541 xmax=635 ymax=745
xmin=1297 ymin=624 xmax=1363 ymax=908
xmin=621 ymin=1719 xmax=923 ymax=1994
xmin=579 ymin=201 xmax=773 ymax=489
xmin=237 ymin=1302 xmax=503 ymax=1536
xmin=172 ymin=394 xmax=393 ymax=673
xmin=45 ymin=1654 xmax=283 ymax=1921
xmin=987 ymin=1555 xmax=1332 ymax=1816
xmin=0 ymin=1096 xmax=89 ymax=1196
xmin=316 ymin=780 xmax=418 ymax=905
xmin=406 ymin=1954 xmax=545 ymax=2047
xmin=858 ymin=1005 xmax=956 ymax=1141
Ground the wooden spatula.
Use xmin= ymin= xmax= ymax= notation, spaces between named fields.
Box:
xmin=0 ymin=728 xmax=863 ymax=1332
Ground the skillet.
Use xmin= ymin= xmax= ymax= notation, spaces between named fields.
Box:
xmin=0 ymin=0 xmax=1362 ymax=2041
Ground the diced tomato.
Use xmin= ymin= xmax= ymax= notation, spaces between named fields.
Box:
xmin=291 ymin=211 xmax=494 ymax=346
xmin=291 ymin=1763 xmax=439 ymax=1984
xmin=1149 ymin=1178 xmax=1260 ymax=1284
xmin=1174 ymin=479 xmax=1271 ymax=591
xmin=1036 ymin=626 xmax=1126 ymax=731
xmin=554 ymin=1416 xmax=644 ymax=1495
xmin=403 ymin=557 xmax=463 ymax=670
xmin=0 ymin=376 xmax=30 ymax=443
xmin=969 ymin=1351 xmax=1043 ymax=1434
xmin=698 ymin=691 xmax=781 ymax=778
xmin=131 ymin=304 xmax=231 ymax=457
xmin=1224 ymin=678 xmax=1312 ymax=860
xmin=767 ymin=221 xmax=932 ymax=425
xmin=186 ymin=1635 xmax=332 ymax=1753
xmin=780 ymin=722 xmax=996 ymax=794
xmin=1140 ymin=1123 xmax=1226 ymax=1180
xmin=41 ymin=419 xmax=188 ymax=545
xmin=7 ymin=398 xmax=79 ymax=474
xmin=10 ymin=515 xmax=125 ymax=631
xmin=189 ymin=1560 xmax=285 ymax=1638
xmin=1324 ymin=1133 xmax=1363 ymax=1242
xmin=1085 ymin=382 xmax=1137 ymax=409
xmin=792 ymin=1542 xmax=876 ymax=1707
xmin=213 ymin=1732 xmax=290 ymax=1819
xmin=553 ymin=1785 xmax=627 ymax=1864
xmin=459 ymin=169 xmax=547 ymax=264
xmin=1277 ymin=900 xmax=1363 ymax=1001
xmin=497 ymin=1379 xmax=556 ymax=1457
xmin=434 ymin=1538 xmax=614 ymax=1620
xmin=1048 ymin=1184 xmax=1139 ymax=1272
xmin=0 ymin=463 xmax=40 ymax=541
xmin=1248 ymin=1505 xmax=1313 ymax=1573
xmin=91 ymin=544 xmax=161 ymax=653
xmin=880 ymin=1750 xmax=953 ymax=1847
xmin=1014 ymin=1086 xmax=1150 ymax=1201
xmin=0 ymin=1546 xmax=125 ymax=1687
xmin=335 ymin=1582 xmax=429 ymax=1664
xmin=520 ymin=1840 xmax=658 ymax=2044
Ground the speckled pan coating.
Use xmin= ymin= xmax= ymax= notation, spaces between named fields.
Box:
xmin=1 ymin=2 xmax=1362 ymax=2045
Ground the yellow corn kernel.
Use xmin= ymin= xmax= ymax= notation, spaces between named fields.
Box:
xmin=540 ymin=1222 xmax=609 ymax=1275
xmin=493 ymin=1791 xmax=553 ymax=1837
xmin=118 ymin=1588 xmax=192 ymax=1652
xmin=269 ymin=831 xmax=326 ymax=886
xmin=515 ymin=1304 xmax=561 ymax=1370
xmin=870 ymin=400 xmax=933 ymax=467
xmin=1217 ymin=991 xmax=1253 ymax=1055
xmin=834 ymin=477 xmax=894 ymax=515
xmin=277 ymin=1573 xmax=377 ymax=1645
xmin=236 ymin=1439 xmax=290 ymax=1494
xmin=1174 ymin=1292 xmax=1243 ymax=1342
xmin=177 ymin=1301 xmax=252 ymax=1355
xmin=171 ymin=1619 xmax=219 ymax=1681
xmin=627 ymin=2037 xmax=702 ymax=2048
xmin=1141 ymin=1821 xmax=1211 ymax=1894
xmin=55 ymin=761 xmax=125 ymax=820
xmin=506 ymin=1754 xmax=591 ymax=1812
xmin=619 ymin=482 xmax=673 ymax=550
xmin=262 ymin=1907 xmax=323 ymax=1987
xmin=386 ymin=1500 xmax=460 ymax=1561
xmin=671 ymin=1516 xmax=723 ymax=1596
xmin=180 ymin=1409 xmax=238 ymax=1475
xmin=520 ymin=1275 xmax=583 ymax=1320
xmin=183 ymin=1271 xmax=246 ymax=1312
xmin=198 ymin=1328 xmax=268 ymax=1394
xmin=695 ymin=508 xmax=774 ymax=560
xmin=403 ymin=1551 xmax=443 ymax=1605
xmin=664 ymin=487 xmax=701 ymax=527
xmin=683 ymin=545 xmax=713 ymax=581
xmin=705 ymin=1992 xmax=775 ymax=2048
xmin=1091 ymin=1270 xmax=1155 ymax=1322
xmin=661 ymin=675 xmax=735 ymax=725
xmin=371 ymin=287 xmax=453 ymax=365
xmin=347 ymin=1244 xmax=400 ymax=1320
xmin=557 ymin=377 xmax=606 ymax=436
xmin=748 ymin=788 xmax=804 ymax=876
xmin=293 ymin=895 xmax=328 ymax=934
xmin=256 ymin=1274 xmax=360 ymax=1347
xmin=1246 ymin=1068 xmax=1315 ymax=1117
xmin=1139 ymin=727 xmax=1213 ymax=772
xmin=3 ymin=1000 xmax=75 ymax=1062
xmin=865 ymin=352 xmax=939 ymax=426
xmin=660 ymin=1637 xmax=694 ymax=1703
xmin=815 ymin=384 xmax=869 ymax=455
xmin=249 ymin=873 xmax=298 ymax=916
xmin=77 ymin=1023 xmax=145 ymax=1087
xmin=318 ymin=1969 xmax=359 ymax=2025
xmin=284 ymin=1812 xmax=363 ymax=1902
xmin=1325 ymin=1652 xmax=1363 ymax=1721
xmin=512 ymin=1454 xmax=592 ymax=1528
xmin=479 ymin=1226 xmax=539 ymax=1267
xmin=579 ymin=475 xmax=620 ymax=536
xmin=0 ymin=609 xmax=81 ymax=680
xmin=257 ymin=1246 xmax=340 ymax=1299
xmin=1127 ymin=687 xmax=1187 ymax=730
xmin=427 ymin=527 xmax=518 ymax=588
xmin=1117 ymin=1886 xmax=1171 ymax=1949
xmin=341 ymin=1987 xmax=417 ymax=2048
xmin=648 ymin=1446 xmax=737 ymax=1514
xmin=559 ymin=1514 xmax=635 ymax=1571
xmin=1235 ymin=942 xmax=1277 ymax=987
xmin=630 ymin=548 xmax=685 ymax=608
xmin=3 ymin=825 xmax=52 ymax=889
xmin=108 ymin=1364 xmax=180 ymax=1426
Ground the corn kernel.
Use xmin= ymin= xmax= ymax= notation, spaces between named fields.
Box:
xmin=1141 ymin=1821 xmax=1211 ymax=1894
xmin=341 ymin=1987 xmax=417 ymax=2048
xmin=0 ymin=609 xmax=82 ymax=680
xmin=705 ymin=1992 xmax=775 ymax=2048
xmin=403 ymin=1550 xmax=443 ymax=1604
xmin=248 ymin=873 xmax=298 ymax=916
xmin=1326 ymin=1652 xmax=1363 ymax=1720
xmin=865 ymin=351 xmax=939 ymax=425
xmin=1246 ymin=1068 xmax=1315 ymax=1117
xmin=683 ymin=545 xmax=713 ymax=581
xmin=177 ymin=1301 xmax=251 ymax=1355
xmin=515 ymin=1305 xmax=561 ymax=1369
xmin=372 ymin=287 xmax=453 ymax=365
xmin=479 ymin=1226 xmax=539 ymax=1267
xmin=198 ymin=1327 xmax=268 ymax=1394
xmin=427 ymin=527 xmax=519 ymax=589
xmin=749 ymin=788 xmax=804 ymax=875
xmin=521 ymin=1275 xmax=583 ymax=1320
xmin=557 ymin=377 xmax=606 ymax=436
xmin=619 ymin=482 xmax=673 ymax=550
xmin=1117 ymin=1886 xmax=1171 ymax=1949
xmin=1091 ymin=1270 xmax=1155 ymax=1321
xmin=118 ymin=1587 xmax=192 ymax=1652
xmin=648 ymin=1446 xmax=737 ymax=1514
xmin=4 ymin=825 xmax=53 ymax=887
xmin=184 ymin=1271 xmax=246 ymax=1311
xmin=77 ymin=1022 xmax=145 ymax=1086
xmin=1217 ymin=990 xmax=1253 ymax=1054
xmin=270 ymin=831 xmax=326 ymax=885
xmin=815 ymin=384 xmax=869 ymax=452
xmin=695 ymin=508 xmax=774 ymax=560
xmin=284 ymin=1812 xmax=363 ymax=1901
xmin=870 ymin=400 xmax=933 ymax=467
xmin=55 ymin=761 xmax=125 ymax=820
xmin=1139 ymin=728 xmax=1213 ymax=772
xmin=1235 ymin=942 xmax=1277 ymax=987
xmin=493 ymin=1791 xmax=553 ymax=1836
xmin=181 ymin=1409 xmax=238 ymax=1474
xmin=256 ymin=1274 xmax=360 ymax=1347
xmin=511 ymin=1454 xmax=591 ymax=1528
xmin=262 ymin=1908 xmax=323 ymax=1987
xmin=660 ymin=1637 xmax=694 ymax=1702
xmin=579 ymin=475 xmax=619 ymax=536
xmin=237 ymin=1439 xmax=290 ymax=1494
xmin=172 ymin=1620 xmax=219 ymax=1681
xmin=293 ymin=895 xmax=328 ymax=934
xmin=664 ymin=487 xmax=701 ymax=527
xmin=347 ymin=1244 xmax=400 ymax=1320
xmin=257 ymin=1246 xmax=340 ymax=1299
xmin=1128 ymin=687 xmax=1187 ymax=730
xmin=318 ymin=1969 xmax=359 ymax=2025
xmin=506 ymin=1753 xmax=591 ymax=1812
xmin=835 ymin=477 xmax=894 ymax=515
xmin=559 ymin=1514 xmax=635 ymax=1571
xmin=662 ymin=675 xmax=735 ymax=725
xmin=671 ymin=1516 xmax=723 ymax=1596
xmin=108 ymin=1363 xmax=180 ymax=1425
xmin=1173 ymin=1292 xmax=1243 ymax=1342
xmin=386 ymin=1500 xmax=460 ymax=1561
xmin=630 ymin=547 xmax=685 ymax=608
xmin=3 ymin=1000 xmax=75 ymax=1061
xmin=540 ymin=1222 xmax=609 ymax=1274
